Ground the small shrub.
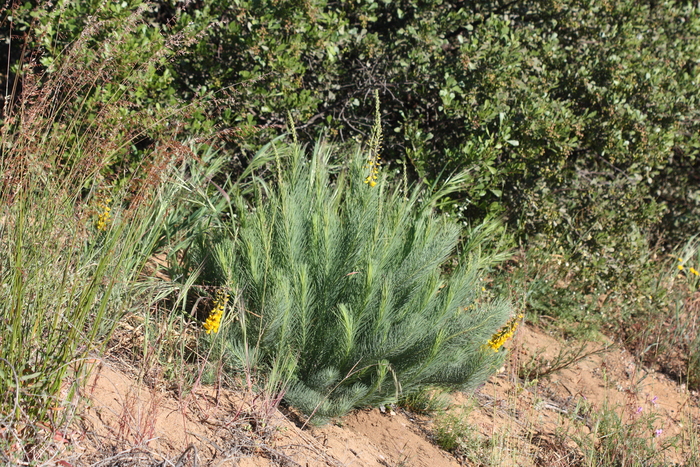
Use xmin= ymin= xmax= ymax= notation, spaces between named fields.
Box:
xmin=573 ymin=400 xmax=675 ymax=467
xmin=400 ymin=388 xmax=452 ymax=415
xmin=603 ymin=237 xmax=700 ymax=387
xmin=432 ymin=403 xmax=491 ymax=465
xmin=665 ymin=237 xmax=700 ymax=389
xmin=197 ymin=138 xmax=514 ymax=423
xmin=433 ymin=405 xmax=476 ymax=452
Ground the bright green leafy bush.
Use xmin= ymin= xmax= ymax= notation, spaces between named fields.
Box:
xmin=7 ymin=1 xmax=700 ymax=298
xmin=195 ymin=139 xmax=513 ymax=423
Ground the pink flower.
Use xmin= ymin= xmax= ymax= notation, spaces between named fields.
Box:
xmin=654 ymin=429 xmax=663 ymax=437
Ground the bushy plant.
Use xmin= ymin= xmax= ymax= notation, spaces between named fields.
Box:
xmin=197 ymin=139 xmax=514 ymax=423
xmin=573 ymin=400 xmax=674 ymax=467
xmin=433 ymin=404 xmax=480 ymax=454
xmin=660 ymin=237 xmax=700 ymax=389
xmin=8 ymin=1 xmax=700 ymax=318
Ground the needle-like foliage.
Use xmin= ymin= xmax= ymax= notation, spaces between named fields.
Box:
xmin=211 ymin=140 xmax=513 ymax=423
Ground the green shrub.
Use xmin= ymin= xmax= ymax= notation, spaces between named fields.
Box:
xmin=433 ymin=405 xmax=479 ymax=453
xmin=573 ymin=399 xmax=674 ymax=467
xmin=665 ymin=237 xmax=700 ymax=389
xmin=9 ymin=1 xmax=700 ymax=295
xmin=197 ymin=139 xmax=513 ymax=423
xmin=9 ymin=0 xmax=700 ymax=365
xmin=166 ymin=0 xmax=700 ymax=326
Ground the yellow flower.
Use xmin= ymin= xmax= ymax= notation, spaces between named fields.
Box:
xmin=364 ymin=155 xmax=381 ymax=187
xmin=484 ymin=314 xmax=523 ymax=352
xmin=203 ymin=289 xmax=228 ymax=334
xmin=96 ymin=197 xmax=112 ymax=231
xmin=690 ymin=267 xmax=699 ymax=276
xmin=678 ymin=264 xmax=684 ymax=271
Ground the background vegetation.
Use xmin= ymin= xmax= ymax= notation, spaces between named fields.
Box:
xmin=5 ymin=0 xmax=699 ymax=295
xmin=2 ymin=0 xmax=700 ymax=463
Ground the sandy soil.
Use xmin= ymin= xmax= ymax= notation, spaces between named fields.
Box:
xmin=50 ymin=324 xmax=700 ymax=466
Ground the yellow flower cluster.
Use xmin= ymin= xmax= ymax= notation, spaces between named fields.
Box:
xmin=677 ymin=257 xmax=700 ymax=276
xmin=364 ymin=153 xmax=381 ymax=187
xmin=203 ymin=289 xmax=228 ymax=334
xmin=96 ymin=197 xmax=112 ymax=231
xmin=484 ymin=313 xmax=524 ymax=352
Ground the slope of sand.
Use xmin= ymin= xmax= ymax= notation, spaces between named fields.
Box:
xmin=52 ymin=324 xmax=699 ymax=466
